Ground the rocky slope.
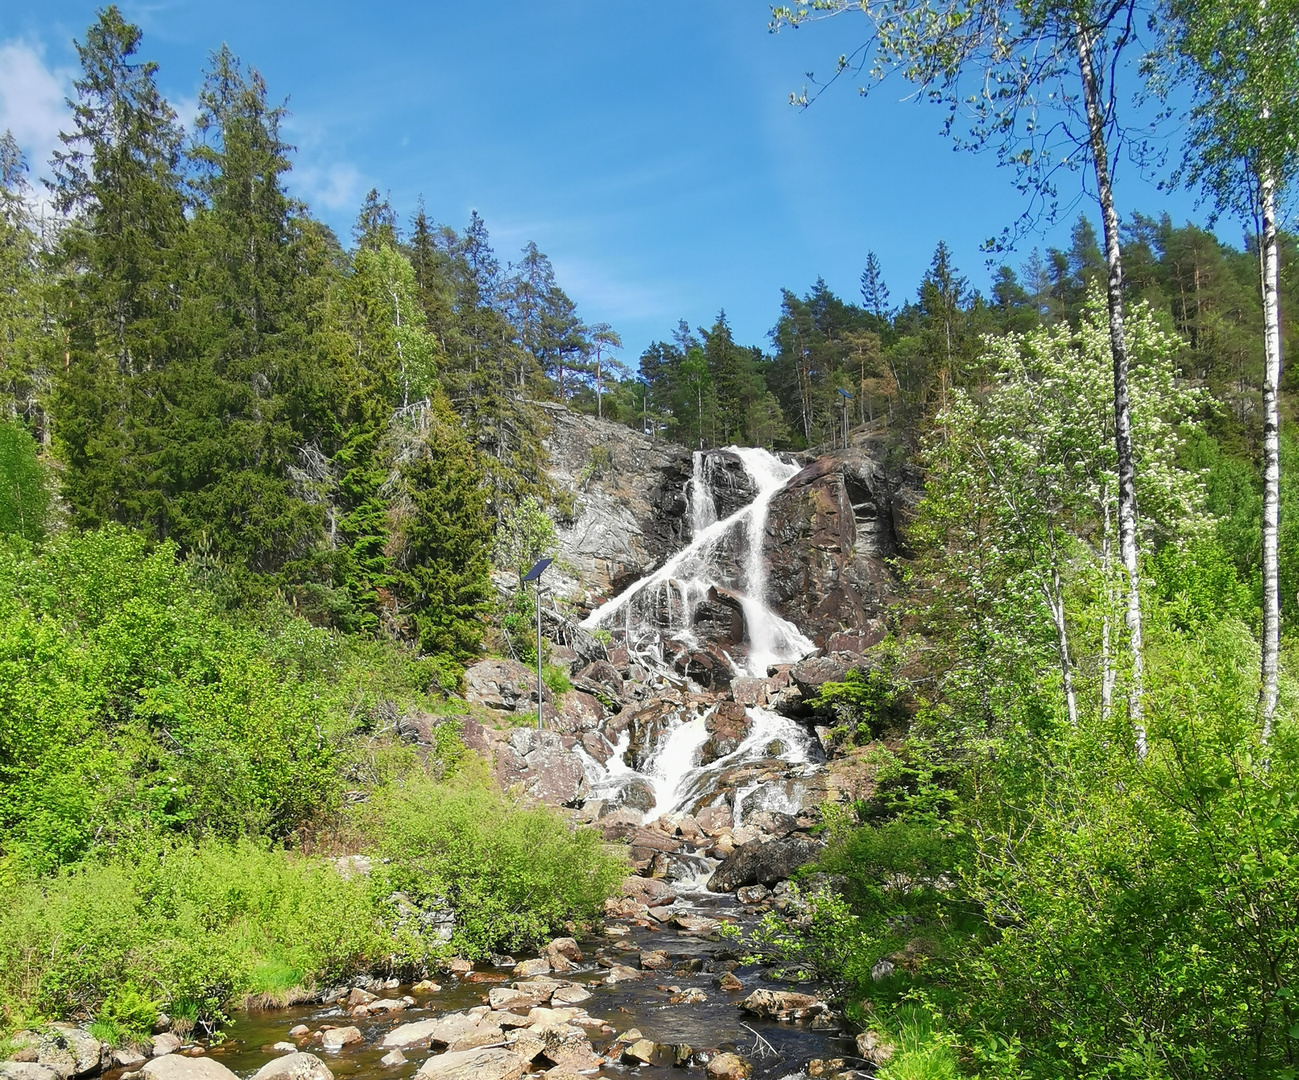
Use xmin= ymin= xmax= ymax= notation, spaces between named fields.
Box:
xmin=420 ymin=410 xmax=917 ymax=904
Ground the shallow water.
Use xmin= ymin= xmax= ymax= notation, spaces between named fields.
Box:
xmin=200 ymin=890 xmax=853 ymax=1080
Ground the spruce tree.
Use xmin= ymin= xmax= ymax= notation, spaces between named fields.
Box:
xmin=49 ymin=7 xmax=187 ymax=536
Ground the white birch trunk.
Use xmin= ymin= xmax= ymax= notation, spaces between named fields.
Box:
xmin=1100 ymin=481 xmax=1117 ymax=724
xmin=1077 ymin=26 xmax=1146 ymax=759
xmin=1259 ymin=166 xmax=1282 ymax=740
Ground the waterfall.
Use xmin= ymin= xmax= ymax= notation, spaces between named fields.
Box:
xmin=578 ymin=447 xmax=818 ymax=824
xmin=580 ymin=446 xmax=814 ymax=678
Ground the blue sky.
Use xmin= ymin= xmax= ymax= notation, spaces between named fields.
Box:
xmin=1 ymin=1 xmax=1228 ymax=365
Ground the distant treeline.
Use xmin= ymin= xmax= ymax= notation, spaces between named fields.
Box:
xmin=631 ymin=217 xmax=1297 ymax=454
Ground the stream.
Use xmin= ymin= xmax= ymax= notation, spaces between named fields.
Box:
xmin=203 ymin=885 xmax=855 ymax=1080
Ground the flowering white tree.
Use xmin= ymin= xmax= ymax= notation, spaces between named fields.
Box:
xmin=915 ymin=297 xmax=1207 ymax=749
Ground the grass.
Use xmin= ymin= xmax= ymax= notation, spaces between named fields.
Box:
xmin=876 ymin=1006 xmax=961 ymax=1080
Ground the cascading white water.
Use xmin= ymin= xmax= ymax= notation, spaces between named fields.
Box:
xmin=580 ymin=446 xmax=814 ymax=678
xmin=578 ymin=447 xmax=819 ymax=823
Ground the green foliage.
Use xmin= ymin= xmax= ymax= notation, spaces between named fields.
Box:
xmin=0 ymin=839 xmax=381 ymax=1034
xmin=815 ymin=643 xmax=909 ymax=744
xmin=0 ymin=421 xmax=47 ymax=541
xmin=542 ymin=663 xmax=571 ymax=696
xmin=362 ymin=768 xmax=625 ymax=958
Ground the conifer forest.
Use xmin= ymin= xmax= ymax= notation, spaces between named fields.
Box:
xmin=1 ymin=5 xmax=1298 ymax=1080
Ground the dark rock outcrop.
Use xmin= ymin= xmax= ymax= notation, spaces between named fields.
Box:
xmin=706 ymin=835 xmax=822 ymax=892
xmin=764 ymin=451 xmax=910 ymax=646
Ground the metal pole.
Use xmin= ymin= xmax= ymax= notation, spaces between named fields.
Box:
xmin=535 ymin=579 xmax=540 ymax=732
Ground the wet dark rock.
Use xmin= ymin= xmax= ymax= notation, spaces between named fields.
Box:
xmin=696 ymin=450 xmax=761 ymax=522
xmin=707 ymin=835 xmax=822 ymax=892
xmin=673 ymin=645 xmax=734 ymax=692
xmin=690 ymin=587 xmax=746 ymax=646
xmin=764 ymin=451 xmax=909 ymax=646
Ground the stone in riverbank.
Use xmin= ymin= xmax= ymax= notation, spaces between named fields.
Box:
xmin=319 ymin=1028 xmax=362 ymax=1050
xmin=706 ymin=1052 xmax=753 ymax=1080
xmin=151 ymin=1035 xmax=182 ymax=1058
xmin=412 ymin=1048 xmax=527 ymax=1080
xmin=248 ymin=1053 xmax=333 ymax=1080
xmin=139 ymin=1057 xmax=240 ymax=1080
xmin=739 ymin=989 xmax=827 ymax=1020
xmin=0 ymin=1066 xmax=68 ymax=1080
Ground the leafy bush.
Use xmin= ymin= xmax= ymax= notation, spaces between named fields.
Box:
xmin=542 ymin=662 xmax=572 ymax=696
xmin=362 ymin=768 xmax=625 ymax=957
xmin=0 ymin=839 xmax=383 ymax=1034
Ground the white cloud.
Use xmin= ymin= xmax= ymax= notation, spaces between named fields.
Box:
xmin=0 ymin=40 xmax=73 ymax=177
xmin=290 ymin=160 xmax=364 ymax=214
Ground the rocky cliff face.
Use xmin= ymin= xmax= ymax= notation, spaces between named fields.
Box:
xmin=764 ymin=450 xmax=916 ymax=648
xmin=541 ymin=406 xmax=693 ymax=607
xmin=449 ymin=411 xmax=923 ymax=897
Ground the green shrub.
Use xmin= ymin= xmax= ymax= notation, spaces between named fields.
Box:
xmin=363 ymin=768 xmax=625 ymax=957
xmin=0 ymin=839 xmax=383 ymax=1034
xmin=542 ymin=663 xmax=571 ymax=696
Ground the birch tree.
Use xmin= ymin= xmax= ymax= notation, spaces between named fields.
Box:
xmin=915 ymin=296 xmax=1206 ymax=731
xmin=771 ymin=0 xmax=1155 ymax=752
xmin=1149 ymin=0 xmax=1299 ymax=737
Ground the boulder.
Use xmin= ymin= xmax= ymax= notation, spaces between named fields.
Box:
xmin=576 ymin=660 xmax=623 ymax=699
xmin=695 ymin=804 xmax=733 ymax=836
xmin=513 ymin=957 xmax=551 ymax=978
xmin=493 ymin=730 xmax=591 ymax=807
xmin=532 ymin=1024 xmax=599 ymax=1070
xmin=638 ymin=950 xmax=671 ymax=971
xmin=140 ymin=1058 xmax=240 ymax=1080
xmin=412 ymin=1047 xmax=527 ymax=1080
xmin=151 ymin=1035 xmax=182 ymax=1058
xmin=699 ymin=701 xmax=751 ymax=765
xmin=618 ymin=875 xmax=676 ymax=907
xmin=464 ymin=659 xmax=551 ymax=713
xmin=40 ymin=1027 xmax=103 ymax=1077
xmin=0 ymin=1067 xmax=66 ymax=1080
xmin=707 ymin=835 xmax=821 ymax=892
xmin=548 ymin=985 xmax=591 ymax=1007
xmin=856 ymin=1031 xmax=896 ymax=1066
xmin=707 ymin=1052 xmax=752 ymax=1079
xmin=730 ymin=677 xmax=766 ymax=707
xmin=554 ymin=692 xmax=606 ymax=734
xmin=249 ymin=1054 xmax=334 ymax=1080
xmin=380 ymin=1019 xmax=442 ymax=1050
xmin=319 ymin=1028 xmax=362 ymax=1050
xmin=739 ymin=989 xmax=828 ymax=1020
xmin=621 ymin=1040 xmax=670 ymax=1067
xmin=379 ymin=1052 xmax=406 ymax=1068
